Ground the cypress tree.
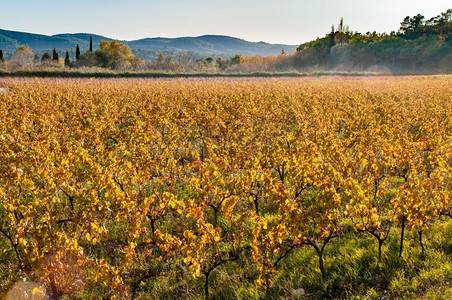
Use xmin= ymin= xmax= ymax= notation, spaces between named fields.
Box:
xmin=76 ymin=44 xmax=81 ymax=60
xmin=329 ymin=25 xmax=335 ymax=48
xmin=89 ymin=36 xmax=93 ymax=52
xmin=0 ymin=50 xmax=4 ymax=62
xmin=338 ymin=17 xmax=344 ymax=33
xmin=64 ymin=51 xmax=70 ymax=67
xmin=53 ymin=48 xmax=59 ymax=61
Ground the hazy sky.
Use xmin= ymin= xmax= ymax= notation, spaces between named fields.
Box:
xmin=1 ymin=0 xmax=450 ymax=45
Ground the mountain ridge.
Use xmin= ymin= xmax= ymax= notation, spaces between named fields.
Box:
xmin=0 ymin=29 xmax=298 ymax=58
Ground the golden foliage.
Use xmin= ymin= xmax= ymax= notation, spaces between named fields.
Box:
xmin=0 ymin=76 xmax=450 ymax=297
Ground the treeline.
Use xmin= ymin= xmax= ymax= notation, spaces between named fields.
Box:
xmin=216 ymin=9 xmax=452 ymax=74
xmin=0 ymin=9 xmax=451 ymax=74
xmin=0 ymin=37 xmax=141 ymax=72
xmin=284 ymin=9 xmax=452 ymax=74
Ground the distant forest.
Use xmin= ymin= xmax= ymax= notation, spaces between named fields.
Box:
xmin=0 ymin=9 xmax=451 ymax=74
xmin=282 ymin=9 xmax=452 ymax=74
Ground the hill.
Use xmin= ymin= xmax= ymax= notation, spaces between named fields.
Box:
xmin=0 ymin=29 xmax=297 ymax=59
xmin=284 ymin=9 xmax=452 ymax=74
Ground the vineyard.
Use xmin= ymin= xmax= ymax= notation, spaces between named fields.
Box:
xmin=0 ymin=76 xmax=451 ymax=299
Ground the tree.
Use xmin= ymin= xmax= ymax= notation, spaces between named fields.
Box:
xmin=76 ymin=44 xmax=81 ymax=61
xmin=338 ymin=17 xmax=344 ymax=33
xmin=399 ymin=14 xmax=425 ymax=38
xmin=64 ymin=51 xmax=70 ymax=67
xmin=53 ymin=48 xmax=59 ymax=61
xmin=41 ymin=52 xmax=52 ymax=61
xmin=89 ymin=36 xmax=93 ymax=52
xmin=157 ymin=53 xmax=164 ymax=65
xmin=9 ymin=45 xmax=34 ymax=70
xmin=334 ymin=17 xmax=349 ymax=44
xmin=94 ymin=40 xmax=140 ymax=69
xmin=216 ymin=57 xmax=227 ymax=70
xmin=329 ymin=25 xmax=335 ymax=48
xmin=176 ymin=51 xmax=194 ymax=71
xmin=0 ymin=49 xmax=4 ymax=62
xmin=230 ymin=54 xmax=242 ymax=65
xmin=78 ymin=51 xmax=96 ymax=67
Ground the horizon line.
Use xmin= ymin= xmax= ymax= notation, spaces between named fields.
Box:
xmin=0 ymin=28 xmax=302 ymax=46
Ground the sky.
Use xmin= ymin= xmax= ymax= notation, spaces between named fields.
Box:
xmin=1 ymin=0 xmax=450 ymax=45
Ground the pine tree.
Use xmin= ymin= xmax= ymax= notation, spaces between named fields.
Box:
xmin=89 ymin=36 xmax=93 ymax=52
xmin=0 ymin=50 xmax=4 ymax=62
xmin=53 ymin=48 xmax=59 ymax=61
xmin=76 ymin=44 xmax=81 ymax=60
xmin=64 ymin=51 xmax=70 ymax=67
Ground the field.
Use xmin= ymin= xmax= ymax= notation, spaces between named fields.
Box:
xmin=0 ymin=76 xmax=451 ymax=299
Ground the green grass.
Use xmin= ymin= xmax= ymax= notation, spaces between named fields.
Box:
xmin=260 ymin=218 xmax=452 ymax=299
xmin=122 ymin=218 xmax=451 ymax=299
xmin=64 ymin=216 xmax=451 ymax=299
